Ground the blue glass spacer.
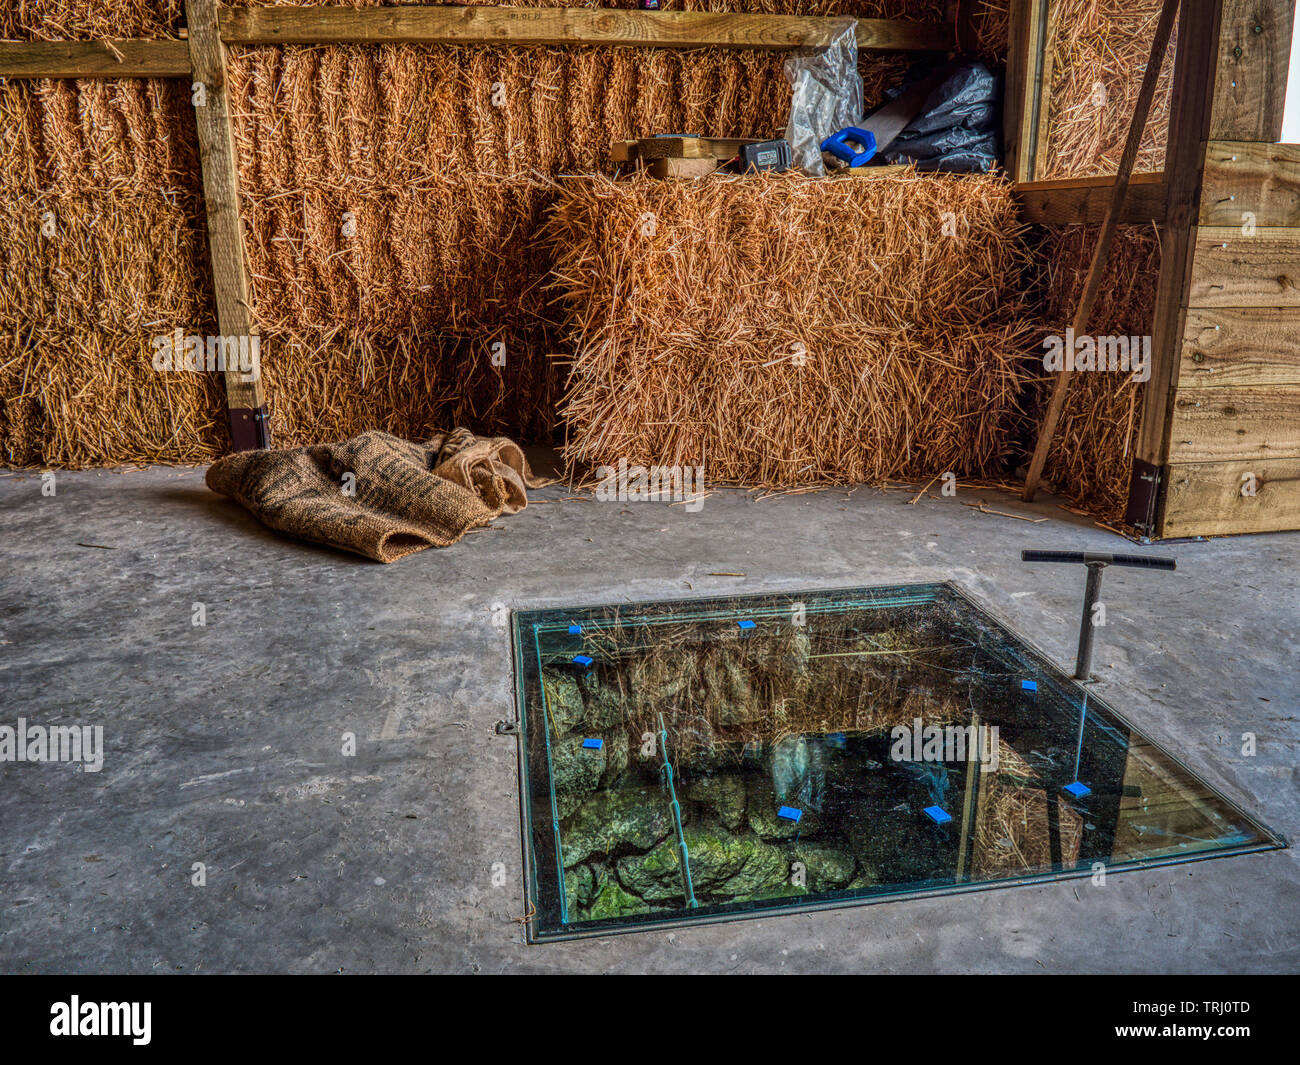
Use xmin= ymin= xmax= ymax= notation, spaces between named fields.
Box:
xmin=1063 ymin=781 xmax=1091 ymax=798
xmin=568 ymin=624 xmax=582 ymax=635
xmin=582 ymin=738 xmax=603 ymax=750
xmin=777 ymin=806 xmax=803 ymax=823
xmin=572 ymin=654 xmax=594 ymax=667
xmin=924 ymin=805 xmax=953 ymax=825
xmin=738 ymin=619 xmax=756 ymax=630
xmin=1021 ymin=680 xmax=1038 ymax=693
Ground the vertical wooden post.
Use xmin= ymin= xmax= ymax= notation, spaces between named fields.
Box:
xmin=186 ymin=0 xmax=269 ymax=450
xmin=1004 ymin=0 xmax=1051 ymax=183
xmin=1124 ymin=0 xmax=1225 ymax=531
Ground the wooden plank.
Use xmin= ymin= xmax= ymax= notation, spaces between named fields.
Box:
xmin=219 ymin=5 xmax=952 ymax=51
xmin=1002 ymin=0 xmax=1045 ymax=183
xmin=634 ymin=137 xmax=753 ymax=161
xmin=0 ymin=40 xmax=191 ymax=78
xmin=187 ymin=0 xmax=267 ymax=447
xmin=1014 ymin=173 xmax=1168 ymax=225
xmin=1029 ymin=0 xmax=1060 ymax=182
xmin=1168 ymin=384 xmax=1300 ymax=462
xmin=1163 ymin=457 xmax=1300 ymax=536
xmin=1201 ymin=140 xmax=1300 ymax=226
xmin=1209 ymin=0 xmax=1294 ymax=141
xmin=1129 ymin=0 xmax=1225 ymax=512
xmin=1178 ymin=307 xmax=1300 ymax=387
xmin=1188 ymin=227 xmax=1300 ymax=307
xmin=646 ymin=157 xmax=719 ymax=179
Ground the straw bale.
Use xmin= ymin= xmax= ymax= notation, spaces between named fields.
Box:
xmin=1039 ymin=0 xmax=1175 ymax=179
xmin=0 ymin=78 xmax=221 ymax=468
xmin=0 ymin=329 xmax=228 ymax=467
xmin=545 ymin=169 xmax=1038 ymax=487
xmin=1026 ymin=223 xmax=1160 ymax=520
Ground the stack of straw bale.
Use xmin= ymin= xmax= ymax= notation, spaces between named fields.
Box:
xmin=1027 ymin=223 xmax=1161 ymax=521
xmin=545 ymin=169 xmax=1040 ymax=487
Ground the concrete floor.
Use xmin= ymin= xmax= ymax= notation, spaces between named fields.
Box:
xmin=0 ymin=465 xmax=1296 ymax=974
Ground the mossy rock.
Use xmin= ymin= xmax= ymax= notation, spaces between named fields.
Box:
xmin=585 ymin=873 xmax=647 ymax=921
xmin=565 ymin=863 xmax=595 ymax=914
xmin=580 ymin=674 xmax=625 ymax=730
xmin=617 ymin=827 xmax=787 ymax=902
xmin=746 ymin=775 xmax=819 ymax=840
xmin=561 ymin=786 xmax=672 ymax=867
xmin=790 ymin=844 xmax=856 ymax=890
xmin=683 ymin=775 xmax=747 ymax=831
xmin=599 ymin=730 xmax=630 ymax=788
xmin=542 ymin=672 xmax=585 ymax=735
xmin=551 ymin=735 xmax=606 ymax=797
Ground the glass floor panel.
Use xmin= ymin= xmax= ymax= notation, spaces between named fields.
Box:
xmin=510 ymin=582 xmax=1284 ymax=941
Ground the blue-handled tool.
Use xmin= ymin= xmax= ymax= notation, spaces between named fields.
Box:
xmin=820 ymin=64 xmax=956 ymax=170
xmin=820 ymin=127 xmax=878 ymax=167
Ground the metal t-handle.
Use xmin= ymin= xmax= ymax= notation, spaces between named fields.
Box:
xmin=1021 ymin=549 xmax=1176 ymax=680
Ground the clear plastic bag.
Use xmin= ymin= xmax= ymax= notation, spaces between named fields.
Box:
xmin=783 ymin=19 xmax=863 ymax=177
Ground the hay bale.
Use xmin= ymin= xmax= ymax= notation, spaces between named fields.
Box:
xmin=545 ymin=169 xmax=1038 ymax=487
xmin=1039 ymin=0 xmax=1175 ymax=179
xmin=1027 ymin=223 xmax=1160 ymax=521
xmin=0 ymin=78 xmax=223 ymax=468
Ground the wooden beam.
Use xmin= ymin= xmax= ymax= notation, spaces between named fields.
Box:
xmin=1028 ymin=0 xmax=1061 ymax=182
xmin=218 ymin=5 xmax=952 ymax=51
xmin=1014 ymin=173 xmax=1168 ymax=225
xmin=187 ymin=0 xmax=268 ymax=450
xmin=1163 ymin=457 xmax=1300 ymax=537
xmin=1179 ymin=307 xmax=1300 ymax=387
xmin=1210 ymin=0 xmax=1295 ymax=140
xmin=1127 ymin=0 xmax=1225 ymax=531
xmin=1201 ymin=141 xmax=1300 ymax=226
xmin=0 ymin=40 xmax=191 ymax=78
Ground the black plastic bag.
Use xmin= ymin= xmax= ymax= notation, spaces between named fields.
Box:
xmin=877 ymin=62 xmax=1001 ymax=173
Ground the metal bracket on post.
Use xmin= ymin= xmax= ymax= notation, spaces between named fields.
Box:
xmin=1021 ymin=550 xmax=1177 ymax=680
xmin=1124 ymin=458 xmax=1163 ymax=535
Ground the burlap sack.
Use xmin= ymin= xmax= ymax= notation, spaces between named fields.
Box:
xmin=205 ymin=429 xmax=548 ymax=562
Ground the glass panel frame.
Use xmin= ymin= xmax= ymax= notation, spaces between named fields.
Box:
xmin=510 ymin=582 xmax=1285 ymax=942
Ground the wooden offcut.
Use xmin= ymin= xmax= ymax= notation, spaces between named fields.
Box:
xmin=646 ymin=158 xmax=721 ymax=179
